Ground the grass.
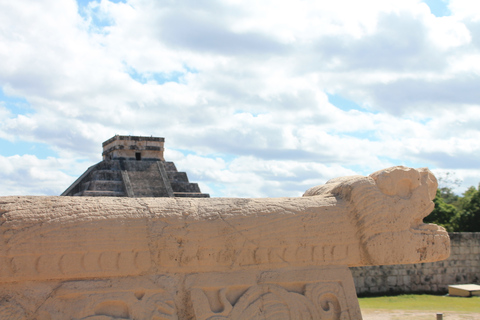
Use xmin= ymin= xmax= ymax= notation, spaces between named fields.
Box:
xmin=358 ymin=294 xmax=480 ymax=313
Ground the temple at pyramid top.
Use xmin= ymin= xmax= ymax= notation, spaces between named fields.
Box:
xmin=61 ymin=135 xmax=209 ymax=198
xmin=102 ymin=135 xmax=165 ymax=161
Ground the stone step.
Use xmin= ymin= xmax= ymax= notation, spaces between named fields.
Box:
xmin=167 ymin=172 xmax=189 ymax=183
xmin=77 ymin=190 xmax=126 ymax=197
xmin=171 ymin=182 xmax=201 ymax=193
xmin=164 ymin=161 xmax=177 ymax=172
xmin=63 ymin=159 xmax=208 ymax=198
xmin=173 ymin=192 xmax=210 ymax=198
xmin=90 ymin=170 xmax=123 ymax=181
xmin=87 ymin=180 xmax=124 ymax=192
xmin=126 ymin=168 xmax=171 ymax=197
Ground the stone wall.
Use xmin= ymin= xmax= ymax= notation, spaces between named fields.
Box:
xmin=350 ymin=232 xmax=480 ymax=295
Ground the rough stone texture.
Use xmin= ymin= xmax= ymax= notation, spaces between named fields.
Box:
xmin=62 ymin=160 xmax=209 ymax=198
xmin=351 ymin=232 xmax=480 ymax=295
xmin=0 ymin=166 xmax=449 ymax=319
xmin=102 ymin=135 xmax=165 ymax=161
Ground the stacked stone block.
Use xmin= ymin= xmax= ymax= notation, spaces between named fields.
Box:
xmin=121 ymin=161 xmax=173 ymax=197
xmin=62 ymin=135 xmax=209 ymax=198
xmin=350 ymin=232 xmax=480 ymax=295
xmin=165 ymin=162 xmax=204 ymax=197
xmin=62 ymin=159 xmax=209 ymax=198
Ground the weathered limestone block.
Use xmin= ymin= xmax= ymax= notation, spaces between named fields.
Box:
xmin=0 ymin=166 xmax=450 ymax=319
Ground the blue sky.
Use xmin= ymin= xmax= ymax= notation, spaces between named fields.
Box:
xmin=1 ymin=0 xmax=480 ymax=197
xmin=423 ymin=0 xmax=451 ymax=16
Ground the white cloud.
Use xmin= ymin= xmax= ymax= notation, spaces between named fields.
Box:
xmin=449 ymin=0 xmax=480 ymax=21
xmin=1 ymin=0 xmax=480 ymax=197
xmin=0 ymin=155 xmax=83 ymax=196
xmin=432 ymin=168 xmax=480 ymax=195
xmin=172 ymin=153 xmax=358 ymax=197
xmin=426 ymin=16 xmax=471 ymax=49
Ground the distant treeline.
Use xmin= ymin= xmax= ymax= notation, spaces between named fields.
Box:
xmin=424 ymin=185 xmax=480 ymax=232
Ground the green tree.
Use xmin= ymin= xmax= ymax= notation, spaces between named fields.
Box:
xmin=454 ymin=185 xmax=480 ymax=232
xmin=437 ymin=186 xmax=459 ymax=206
xmin=424 ymin=189 xmax=460 ymax=232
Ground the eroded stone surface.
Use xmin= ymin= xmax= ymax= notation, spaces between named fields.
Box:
xmin=188 ymin=267 xmax=362 ymax=320
xmin=0 ymin=166 xmax=450 ymax=319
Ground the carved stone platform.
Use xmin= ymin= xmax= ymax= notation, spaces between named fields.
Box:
xmin=0 ymin=166 xmax=450 ymax=319
xmin=0 ymin=267 xmax=361 ymax=319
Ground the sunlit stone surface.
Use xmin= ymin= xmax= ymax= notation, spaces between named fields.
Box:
xmin=0 ymin=166 xmax=450 ymax=319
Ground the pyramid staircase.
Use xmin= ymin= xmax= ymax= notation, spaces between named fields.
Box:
xmin=62 ymin=160 xmax=209 ymax=198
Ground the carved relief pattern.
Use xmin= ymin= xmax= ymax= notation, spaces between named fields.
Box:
xmin=34 ymin=279 xmax=177 ymax=320
xmin=228 ymin=284 xmax=319 ymax=320
xmin=1 ymin=243 xmax=352 ymax=282
xmin=192 ymin=282 xmax=354 ymax=320
xmin=0 ymin=166 xmax=449 ymax=319
xmin=304 ymin=283 xmax=350 ymax=320
xmin=158 ymin=243 xmax=353 ymax=269
xmin=0 ymin=250 xmax=151 ymax=281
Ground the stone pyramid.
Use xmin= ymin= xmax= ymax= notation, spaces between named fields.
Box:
xmin=61 ymin=135 xmax=209 ymax=198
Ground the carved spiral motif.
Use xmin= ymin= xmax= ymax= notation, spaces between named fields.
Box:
xmin=194 ymin=282 xmax=352 ymax=320
xmin=304 ymin=283 xmax=346 ymax=320
xmin=228 ymin=284 xmax=319 ymax=320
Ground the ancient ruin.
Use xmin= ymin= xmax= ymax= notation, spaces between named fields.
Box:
xmin=0 ymin=166 xmax=450 ymax=319
xmin=62 ymin=135 xmax=209 ymax=198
